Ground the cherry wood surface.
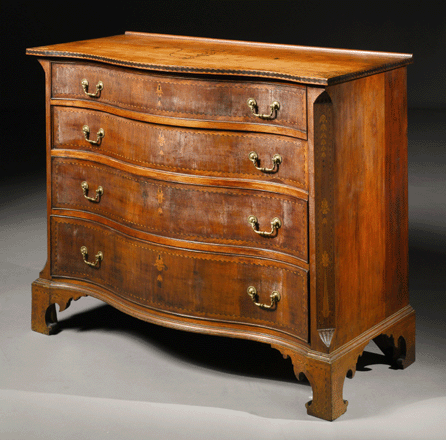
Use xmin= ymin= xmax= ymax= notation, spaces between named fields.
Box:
xmin=326 ymin=68 xmax=409 ymax=349
xmin=51 ymin=156 xmax=308 ymax=262
xmin=51 ymin=62 xmax=307 ymax=138
xmin=52 ymin=106 xmax=308 ymax=190
xmin=27 ymin=31 xmax=413 ymax=86
xmin=27 ymin=33 xmax=415 ymax=421
xmin=50 ymin=216 xmax=309 ymax=341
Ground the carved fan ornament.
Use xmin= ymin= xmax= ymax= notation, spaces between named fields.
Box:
xmin=318 ymin=328 xmax=335 ymax=348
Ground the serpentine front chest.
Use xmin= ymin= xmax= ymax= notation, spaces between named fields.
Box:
xmin=27 ymin=32 xmax=415 ymax=420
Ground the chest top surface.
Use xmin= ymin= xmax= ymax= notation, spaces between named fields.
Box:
xmin=26 ymin=31 xmax=412 ymax=86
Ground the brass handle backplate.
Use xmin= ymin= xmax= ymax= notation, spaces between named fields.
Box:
xmin=80 ymin=246 xmax=103 ymax=268
xmin=81 ymin=78 xmax=104 ymax=97
xmin=248 ymin=215 xmax=281 ymax=237
xmin=247 ymin=98 xmax=280 ymax=119
xmin=81 ymin=181 xmax=103 ymax=202
xmin=249 ymin=151 xmax=282 ymax=173
xmin=247 ymin=286 xmax=281 ymax=309
xmin=83 ymin=125 xmax=105 ymax=145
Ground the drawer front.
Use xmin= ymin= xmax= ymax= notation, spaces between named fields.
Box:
xmin=53 ymin=107 xmax=308 ymax=190
xmin=52 ymin=158 xmax=308 ymax=261
xmin=51 ymin=63 xmax=307 ymax=137
xmin=51 ymin=216 xmax=308 ymax=341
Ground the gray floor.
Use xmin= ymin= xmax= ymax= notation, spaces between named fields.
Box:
xmin=1 ymin=109 xmax=445 ymax=439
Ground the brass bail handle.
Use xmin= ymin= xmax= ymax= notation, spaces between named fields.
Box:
xmin=247 ymin=98 xmax=280 ymax=119
xmin=82 ymin=125 xmax=105 ymax=145
xmin=81 ymin=181 xmax=103 ymax=202
xmin=81 ymin=78 xmax=104 ymax=97
xmin=247 ymin=286 xmax=281 ymax=309
xmin=248 ymin=215 xmax=282 ymax=237
xmin=80 ymin=246 xmax=103 ymax=268
xmin=249 ymin=151 xmax=282 ymax=173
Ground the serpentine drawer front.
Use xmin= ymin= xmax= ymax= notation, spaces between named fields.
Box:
xmin=50 ymin=216 xmax=309 ymax=341
xmin=28 ymin=32 xmax=415 ymax=421
xmin=52 ymin=157 xmax=308 ymax=261
xmin=52 ymin=106 xmax=308 ymax=189
xmin=51 ymin=62 xmax=307 ymax=138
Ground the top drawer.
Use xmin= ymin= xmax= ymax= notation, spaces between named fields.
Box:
xmin=51 ymin=62 xmax=307 ymax=139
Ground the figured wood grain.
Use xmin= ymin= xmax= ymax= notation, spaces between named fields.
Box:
xmin=52 ymin=157 xmax=308 ymax=261
xmin=51 ymin=216 xmax=309 ymax=341
xmin=313 ymin=93 xmax=335 ymax=335
xmin=328 ymin=74 xmax=385 ymax=349
xmin=51 ymin=62 xmax=307 ymax=138
xmin=37 ymin=59 xmax=53 ymax=280
xmin=305 ymin=86 xmax=325 ymax=353
xmin=51 ymin=98 xmax=303 ymax=138
xmin=26 ymin=32 xmax=413 ymax=86
xmin=53 ymin=209 xmax=310 ymax=269
xmin=33 ymin=276 xmax=312 ymax=348
xmin=52 ymin=149 xmax=308 ymax=200
xmin=327 ymin=70 xmax=409 ymax=349
xmin=52 ymin=106 xmax=308 ymax=189
xmin=384 ymin=68 xmax=409 ymax=317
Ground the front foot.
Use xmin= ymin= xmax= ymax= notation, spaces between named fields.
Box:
xmin=274 ymin=345 xmax=356 ymax=421
xmin=304 ymin=355 xmax=354 ymax=421
xmin=31 ymin=278 xmax=86 ymax=335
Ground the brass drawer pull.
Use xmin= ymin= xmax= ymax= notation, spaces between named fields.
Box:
xmin=249 ymin=151 xmax=282 ymax=173
xmin=247 ymin=286 xmax=281 ymax=309
xmin=81 ymin=78 xmax=104 ymax=97
xmin=81 ymin=181 xmax=103 ymax=202
xmin=248 ymin=215 xmax=281 ymax=237
xmin=247 ymin=98 xmax=280 ymax=119
xmin=80 ymin=246 xmax=103 ymax=268
xmin=82 ymin=125 xmax=105 ymax=145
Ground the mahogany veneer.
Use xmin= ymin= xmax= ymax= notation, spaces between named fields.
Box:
xmin=27 ymin=32 xmax=415 ymax=421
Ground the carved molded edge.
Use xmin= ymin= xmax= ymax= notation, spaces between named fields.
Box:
xmin=26 ymin=49 xmax=413 ymax=86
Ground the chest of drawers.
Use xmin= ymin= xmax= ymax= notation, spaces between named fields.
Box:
xmin=27 ymin=32 xmax=415 ymax=421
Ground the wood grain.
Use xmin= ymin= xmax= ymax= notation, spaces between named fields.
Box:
xmin=51 ymin=157 xmax=308 ymax=261
xmin=326 ymin=70 xmax=410 ymax=350
xmin=27 ymin=31 xmax=412 ymax=86
xmin=327 ymin=74 xmax=386 ymax=349
xmin=50 ymin=216 xmax=309 ymax=341
xmin=52 ymin=106 xmax=308 ymax=190
xmin=51 ymin=61 xmax=307 ymax=138
xmin=313 ymin=92 xmax=335 ymax=336
xmin=384 ymin=68 xmax=409 ymax=317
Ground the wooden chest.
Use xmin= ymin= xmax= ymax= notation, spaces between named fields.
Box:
xmin=27 ymin=32 xmax=415 ymax=421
